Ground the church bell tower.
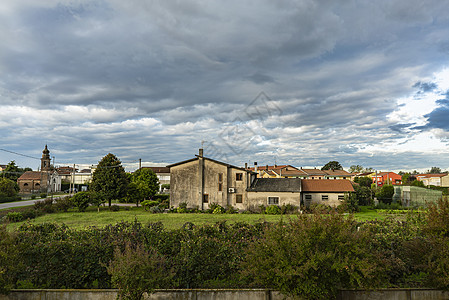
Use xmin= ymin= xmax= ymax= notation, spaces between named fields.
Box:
xmin=41 ymin=145 xmax=51 ymax=171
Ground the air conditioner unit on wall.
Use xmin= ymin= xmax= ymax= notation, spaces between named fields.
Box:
xmin=228 ymin=187 xmax=235 ymax=193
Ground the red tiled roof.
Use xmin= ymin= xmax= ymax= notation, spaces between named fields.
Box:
xmin=18 ymin=171 xmax=44 ymax=181
xmin=416 ymin=173 xmax=448 ymax=178
xmin=300 ymin=168 xmax=328 ymax=175
xmin=324 ymin=170 xmax=351 ymax=176
xmin=301 ymin=179 xmax=355 ymax=192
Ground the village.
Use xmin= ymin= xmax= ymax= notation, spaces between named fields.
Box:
xmin=1 ymin=146 xmax=447 ymax=211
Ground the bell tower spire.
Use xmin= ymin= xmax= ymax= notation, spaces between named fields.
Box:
xmin=41 ymin=145 xmax=51 ymax=171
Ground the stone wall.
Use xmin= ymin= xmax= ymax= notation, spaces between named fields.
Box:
xmin=2 ymin=289 xmax=449 ymax=300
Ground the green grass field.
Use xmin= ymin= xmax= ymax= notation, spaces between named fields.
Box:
xmin=4 ymin=204 xmax=421 ymax=232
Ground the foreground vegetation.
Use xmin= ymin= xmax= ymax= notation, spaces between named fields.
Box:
xmin=1 ymin=198 xmax=449 ymax=300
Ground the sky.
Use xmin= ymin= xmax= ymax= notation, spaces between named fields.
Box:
xmin=1 ymin=0 xmax=449 ymax=173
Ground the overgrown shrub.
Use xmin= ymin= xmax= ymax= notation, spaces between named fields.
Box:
xmin=54 ymin=196 xmax=73 ymax=212
xmin=39 ymin=193 xmax=47 ymax=199
xmin=34 ymin=198 xmax=54 ymax=213
xmin=243 ymin=215 xmax=386 ymax=299
xmin=6 ymin=212 xmax=23 ymax=222
xmin=107 ymin=242 xmax=173 ymax=300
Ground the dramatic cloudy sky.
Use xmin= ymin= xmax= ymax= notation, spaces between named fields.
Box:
xmin=1 ymin=0 xmax=449 ymax=172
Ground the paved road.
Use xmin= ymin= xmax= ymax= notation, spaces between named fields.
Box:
xmin=0 ymin=195 xmax=71 ymax=210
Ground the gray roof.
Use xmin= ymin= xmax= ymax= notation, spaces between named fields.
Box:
xmin=247 ymin=178 xmax=302 ymax=192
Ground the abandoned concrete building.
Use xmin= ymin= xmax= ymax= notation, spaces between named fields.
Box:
xmin=168 ymin=149 xmax=355 ymax=210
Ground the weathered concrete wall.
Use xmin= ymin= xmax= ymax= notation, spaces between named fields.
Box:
xmin=170 ymin=160 xmax=199 ymax=208
xmin=246 ymin=191 xmax=301 ymax=208
xmin=1 ymin=289 xmax=449 ymax=300
xmin=303 ymin=192 xmax=344 ymax=207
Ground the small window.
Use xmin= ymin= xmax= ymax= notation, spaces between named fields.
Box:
xmin=24 ymin=183 xmax=29 ymax=186
xmin=236 ymin=173 xmax=243 ymax=181
xmin=338 ymin=195 xmax=345 ymax=201
xmin=35 ymin=183 xmax=40 ymax=186
xmin=202 ymin=194 xmax=209 ymax=203
xmin=268 ymin=197 xmax=279 ymax=205
xmin=321 ymin=195 xmax=328 ymax=201
xmin=218 ymin=183 xmax=223 ymax=192
xmin=305 ymin=194 xmax=312 ymax=200
xmin=218 ymin=173 xmax=223 ymax=182
xmin=236 ymin=194 xmax=243 ymax=203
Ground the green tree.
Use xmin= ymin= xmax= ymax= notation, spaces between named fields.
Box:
xmin=90 ymin=153 xmax=129 ymax=207
xmin=376 ymin=185 xmax=395 ymax=204
xmin=321 ymin=161 xmax=343 ymax=171
xmin=354 ymin=185 xmax=372 ymax=206
xmin=411 ymin=180 xmax=425 ymax=188
xmin=354 ymin=176 xmax=372 ymax=187
xmin=131 ymin=168 xmax=159 ymax=205
xmin=349 ymin=165 xmax=364 ymax=173
xmin=428 ymin=167 xmax=442 ymax=174
xmin=2 ymin=161 xmax=32 ymax=182
xmin=0 ymin=177 xmax=19 ymax=198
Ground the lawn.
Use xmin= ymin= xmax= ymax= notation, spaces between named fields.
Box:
xmin=4 ymin=205 xmax=418 ymax=231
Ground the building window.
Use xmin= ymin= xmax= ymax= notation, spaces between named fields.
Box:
xmin=203 ymin=194 xmax=209 ymax=203
xmin=305 ymin=194 xmax=312 ymax=200
xmin=338 ymin=195 xmax=345 ymax=201
xmin=236 ymin=194 xmax=243 ymax=203
xmin=24 ymin=183 xmax=29 ymax=186
xmin=218 ymin=173 xmax=223 ymax=182
xmin=268 ymin=196 xmax=279 ymax=205
xmin=218 ymin=183 xmax=223 ymax=192
xmin=321 ymin=195 xmax=328 ymax=201
xmin=236 ymin=173 xmax=243 ymax=181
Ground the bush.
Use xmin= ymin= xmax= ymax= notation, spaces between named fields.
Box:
xmin=6 ymin=212 xmax=23 ymax=222
xmin=212 ymin=206 xmax=225 ymax=214
xmin=30 ymin=195 xmax=36 ymax=200
xmin=21 ymin=209 xmax=38 ymax=220
xmin=243 ymin=215 xmax=386 ymax=299
xmin=280 ymin=204 xmax=297 ymax=214
xmin=149 ymin=206 xmax=163 ymax=214
xmin=54 ymin=196 xmax=73 ymax=212
xmin=265 ymin=205 xmax=281 ymax=215
xmin=153 ymin=194 xmax=169 ymax=201
xmin=33 ymin=198 xmax=54 ymax=213
xmin=110 ymin=205 xmax=120 ymax=211
xmin=141 ymin=200 xmax=159 ymax=211
xmin=39 ymin=193 xmax=47 ymax=199
xmin=107 ymin=243 xmax=173 ymax=300
xmin=71 ymin=192 xmax=90 ymax=212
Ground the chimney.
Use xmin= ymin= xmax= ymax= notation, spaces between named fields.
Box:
xmin=266 ymin=164 xmax=268 ymax=171
xmin=199 ymin=148 xmax=203 ymax=157
xmin=254 ymin=162 xmax=258 ymax=172
xmin=245 ymin=163 xmax=248 ymax=169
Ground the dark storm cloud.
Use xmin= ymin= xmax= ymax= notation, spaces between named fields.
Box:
xmin=419 ymin=93 xmax=449 ymax=131
xmin=413 ymin=81 xmax=438 ymax=94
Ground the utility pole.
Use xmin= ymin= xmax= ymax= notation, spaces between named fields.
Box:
xmin=72 ymin=164 xmax=76 ymax=193
xmin=139 ymin=158 xmax=141 ymax=170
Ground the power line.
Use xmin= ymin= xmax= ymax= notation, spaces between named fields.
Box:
xmin=0 ymin=148 xmax=41 ymax=160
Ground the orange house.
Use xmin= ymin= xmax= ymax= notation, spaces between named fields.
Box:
xmin=372 ymin=172 xmax=402 ymax=187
